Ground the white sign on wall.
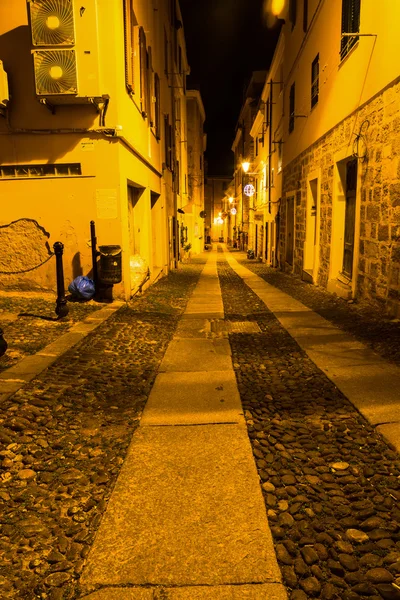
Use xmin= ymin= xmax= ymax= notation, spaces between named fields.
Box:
xmin=96 ymin=189 xmax=118 ymax=219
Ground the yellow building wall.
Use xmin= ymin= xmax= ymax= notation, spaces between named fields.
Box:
xmin=0 ymin=0 xmax=181 ymax=299
xmin=282 ymin=0 xmax=400 ymax=166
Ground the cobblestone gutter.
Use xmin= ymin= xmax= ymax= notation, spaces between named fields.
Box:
xmin=0 ymin=296 xmax=103 ymax=373
xmin=217 ymin=255 xmax=400 ymax=600
xmin=0 ymin=262 xmax=205 ymax=600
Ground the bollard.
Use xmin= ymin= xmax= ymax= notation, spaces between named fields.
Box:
xmin=0 ymin=327 xmax=7 ymax=357
xmin=53 ymin=242 xmax=69 ymax=319
xmin=90 ymin=220 xmax=99 ymax=290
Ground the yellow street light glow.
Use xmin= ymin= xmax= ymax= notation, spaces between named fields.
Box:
xmin=241 ymin=162 xmax=250 ymax=173
xmin=228 ymin=197 xmax=234 ymax=203
xmin=271 ymin=0 xmax=285 ymax=16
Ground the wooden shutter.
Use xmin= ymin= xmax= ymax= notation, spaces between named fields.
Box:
xmin=139 ymin=27 xmax=147 ymax=116
xmin=289 ymin=82 xmax=295 ymax=133
xmin=123 ymin=0 xmax=134 ymax=92
xmin=154 ymin=73 xmax=161 ymax=139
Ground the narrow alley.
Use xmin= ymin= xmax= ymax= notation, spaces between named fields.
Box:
xmin=0 ymin=247 xmax=399 ymax=600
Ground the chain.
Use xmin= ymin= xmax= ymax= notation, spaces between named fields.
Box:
xmin=0 ymin=253 xmax=55 ymax=275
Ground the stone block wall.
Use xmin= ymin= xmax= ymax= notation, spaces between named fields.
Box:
xmin=280 ymin=77 xmax=400 ymax=317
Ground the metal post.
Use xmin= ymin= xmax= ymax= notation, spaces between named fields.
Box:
xmin=53 ymin=242 xmax=69 ymax=319
xmin=90 ymin=220 xmax=98 ymax=289
xmin=0 ymin=327 xmax=7 ymax=357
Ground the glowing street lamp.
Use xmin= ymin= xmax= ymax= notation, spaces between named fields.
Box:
xmin=228 ymin=196 xmax=234 ymax=204
xmin=241 ymin=161 xmax=250 ymax=173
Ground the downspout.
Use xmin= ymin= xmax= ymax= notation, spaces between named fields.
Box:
xmin=268 ymin=80 xmax=273 ymax=264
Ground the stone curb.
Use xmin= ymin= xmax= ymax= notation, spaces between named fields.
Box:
xmin=0 ymin=301 xmax=125 ymax=402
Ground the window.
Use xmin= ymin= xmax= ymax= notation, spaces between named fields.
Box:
xmin=277 ymin=140 xmax=283 ymax=173
xmin=289 ymin=0 xmax=297 ymax=28
xmin=289 ymin=82 xmax=295 ymax=133
xmin=164 ymin=29 xmax=169 ymax=76
xmin=265 ymin=98 xmax=270 ymax=127
xmin=154 ymin=73 xmax=161 ymax=139
xmin=175 ymin=160 xmax=180 ymax=194
xmin=311 ymin=54 xmax=319 ymax=108
xmin=341 ymin=0 xmax=360 ymax=60
xmin=0 ymin=163 xmax=82 ymax=178
xmin=303 ymin=0 xmax=308 ymax=32
xmin=164 ymin=115 xmax=172 ymax=169
xmin=255 ymin=137 xmax=259 ymax=157
xmin=178 ymin=46 xmax=182 ymax=74
xmin=123 ymin=0 xmax=136 ymax=92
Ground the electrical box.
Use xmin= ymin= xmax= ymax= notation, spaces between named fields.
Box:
xmin=27 ymin=0 xmax=102 ymax=104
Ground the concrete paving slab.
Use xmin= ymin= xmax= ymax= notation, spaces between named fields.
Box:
xmin=0 ymin=380 xmax=25 ymax=393
xmin=80 ymin=584 xmax=287 ymax=600
xmin=80 ymin=424 xmax=281 ymax=588
xmin=375 ymin=423 xmax=400 ymax=452
xmin=162 ymin=583 xmax=287 ymax=599
xmin=159 ymin=339 xmax=232 ymax=372
xmin=80 ymin=589 xmax=153 ymax=600
xmin=0 ymin=354 xmax=56 ymax=380
xmin=141 ymin=371 xmax=244 ymax=425
xmin=175 ymin=318 xmax=210 ymax=339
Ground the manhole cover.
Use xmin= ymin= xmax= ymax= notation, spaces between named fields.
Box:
xmin=227 ymin=321 xmax=261 ymax=334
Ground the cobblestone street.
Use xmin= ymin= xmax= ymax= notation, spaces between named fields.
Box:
xmin=217 ymin=251 xmax=400 ymax=600
xmin=0 ymin=250 xmax=399 ymax=600
xmin=0 ymin=263 xmax=204 ymax=600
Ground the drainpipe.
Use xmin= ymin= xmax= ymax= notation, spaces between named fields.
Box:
xmin=268 ymin=80 xmax=274 ymax=266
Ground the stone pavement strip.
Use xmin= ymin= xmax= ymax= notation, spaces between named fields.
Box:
xmin=223 ymin=249 xmax=400 ymax=454
xmin=79 ymin=252 xmax=287 ymax=600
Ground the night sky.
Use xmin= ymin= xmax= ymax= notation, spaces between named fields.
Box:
xmin=179 ymin=0 xmax=283 ymax=177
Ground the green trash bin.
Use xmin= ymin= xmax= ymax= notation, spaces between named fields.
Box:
xmin=98 ymin=245 xmax=122 ymax=284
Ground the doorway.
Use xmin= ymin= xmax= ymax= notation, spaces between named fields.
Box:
xmin=286 ymin=195 xmax=295 ymax=266
xmin=303 ymin=175 xmax=320 ymax=283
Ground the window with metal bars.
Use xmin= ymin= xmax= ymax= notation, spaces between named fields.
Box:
xmin=289 ymin=82 xmax=295 ymax=133
xmin=0 ymin=164 xmax=82 ymax=178
xmin=311 ymin=54 xmax=319 ymax=108
xmin=341 ymin=0 xmax=361 ymax=60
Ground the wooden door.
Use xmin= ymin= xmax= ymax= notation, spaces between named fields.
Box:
xmin=286 ymin=196 xmax=294 ymax=265
xmin=342 ymin=159 xmax=357 ymax=278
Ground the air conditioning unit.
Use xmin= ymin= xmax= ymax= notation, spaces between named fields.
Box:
xmin=0 ymin=60 xmax=9 ymax=109
xmin=27 ymin=0 xmax=103 ymax=104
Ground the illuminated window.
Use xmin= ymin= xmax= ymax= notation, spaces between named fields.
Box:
xmin=277 ymin=140 xmax=283 ymax=173
xmin=341 ymin=0 xmax=360 ymax=60
xmin=289 ymin=82 xmax=295 ymax=133
xmin=311 ymin=54 xmax=319 ymax=108
xmin=0 ymin=164 xmax=82 ymax=178
xmin=123 ymin=0 xmax=136 ymax=93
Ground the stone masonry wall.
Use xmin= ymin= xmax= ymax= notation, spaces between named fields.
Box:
xmin=281 ymin=77 xmax=400 ymax=317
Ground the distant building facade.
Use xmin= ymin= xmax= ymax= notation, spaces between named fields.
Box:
xmin=0 ymin=0 xmax=205 ymax=299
